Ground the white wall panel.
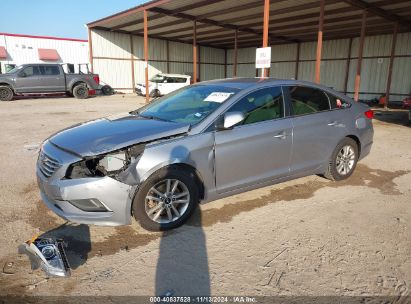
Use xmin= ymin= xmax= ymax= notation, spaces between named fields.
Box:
xmin=271 ymin=43 xmax=297 ymax=61
xmin=200 ymin=64 xmax=224 ymax=81
xmin=169 ymin=41 xmax=193 ymax=62
xmin=200 ymin=46 xmax=224 ymax=64
xmin=351 ymin=34 xmax=392 ymax=57
xmin=320 ymin=60 xmax=347 ymax=91
xmin=270 ymin=62 xmax=296 ymax=79
xmin=298 ymin=61 xmax=315 ymax=82
xmin=93 ymin=59 xmax=131 ymax=89
xmin=391 ymin=57 xmax=411 ymax=96
xmin=300 ymin=39 xmax=350 ymax=60
xmin=395 ymin=33 xmax=411 ymax=56
xmin=91 ymin=30 xmax=130 ymax=58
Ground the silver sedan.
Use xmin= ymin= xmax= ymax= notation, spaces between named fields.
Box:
xmin=36 ymin=78 xmax=374 ymax=231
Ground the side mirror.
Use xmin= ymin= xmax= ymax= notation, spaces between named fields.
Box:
xmin=217 ymin=111 xmax=245 ymax=130
xmin=19 ymin=72 xmax=27 ymax=78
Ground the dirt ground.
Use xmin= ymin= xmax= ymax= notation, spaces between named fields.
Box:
xmin=0 ymin=95 xmax=410 ymax=298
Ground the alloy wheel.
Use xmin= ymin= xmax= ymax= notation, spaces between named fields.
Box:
xmin=336 ymin=145 xmax=356 ymax=175
xmin=145 ymin=179 xmax=190 ymax=224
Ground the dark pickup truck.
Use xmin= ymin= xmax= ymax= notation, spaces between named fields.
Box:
xmin=0 ymin=63 xmax=100 ymax=101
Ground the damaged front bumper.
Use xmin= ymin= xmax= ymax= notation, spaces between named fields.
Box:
xmin=37 ymin=141 xmax=136 ymax=226
xmin=18 ymin=237 xmax=71 ymax=277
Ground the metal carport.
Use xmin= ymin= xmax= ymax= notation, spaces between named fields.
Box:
xmin=87 ymin=0 xmax=411 ymax=105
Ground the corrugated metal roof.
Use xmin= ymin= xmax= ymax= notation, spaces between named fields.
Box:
xmin=88 ymin=0 xmax=411 ymax=49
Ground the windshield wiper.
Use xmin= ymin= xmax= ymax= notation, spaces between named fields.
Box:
xmin=137 ymin=113 xmax=171 ymax=122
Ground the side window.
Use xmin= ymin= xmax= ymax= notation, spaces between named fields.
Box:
xmin=40 ymin=65 xmax=60 ymax=76
xmin=22 ymin=66 xmax=40 ymax=77
xmin=327 ymin=92 xmax=350 ymax=109
xmin=175 ymin=77 xmax=187 ymax=83
xmin=227 ymin=86 xmax=284 ymax=126
xmin=288 ymin=86 xmax=330 ymax=116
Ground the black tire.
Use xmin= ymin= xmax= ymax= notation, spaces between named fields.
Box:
xmin=149 ymin=89 xmax=160 ymax=98
xmin=133 ymin=166 xmax=199 ymax=231
xmin=0 ymin=85 xmax=14 ymax=101
xmin=72 ymin=84 xmax=89 ymax=99
xmin=323 ymin=137 xmax=359 ymax=181
xmin=101 ymin=85 xmax=113 ymax=95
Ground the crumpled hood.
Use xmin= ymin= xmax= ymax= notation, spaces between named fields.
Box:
xmin=48 ymin=113 xmax=190 ymax=157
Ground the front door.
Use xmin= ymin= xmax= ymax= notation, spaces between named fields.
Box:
xmin=214 ymin=86 xmax=292 ymax=194
xmin=14 ymin=65 xmax=42 ymax=93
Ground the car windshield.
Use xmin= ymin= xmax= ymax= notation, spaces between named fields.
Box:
xmin=135 ymin=85 xmax=241 ymax=125
xmin=6 ymin=65 xmax=23 ymax=74
xmin=150 ymin=74 xmax=166 ymax=83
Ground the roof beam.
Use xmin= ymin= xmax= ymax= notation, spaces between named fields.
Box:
xmin=197 ymin=14 xmax=379 ymax=42
xmin=214 ymin=21 xmax=393 ymax=47
xmin=146 ymin=6 xmax=298 ymax=43
xmin=138 ymin=0 xmax=342 ymax=38
xmin=111 ymin=0 xmax=226 ymax=30
xmin=343 ymin=0 xmax=411 ymax=28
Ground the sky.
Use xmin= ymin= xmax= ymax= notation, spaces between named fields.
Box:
xmin=0 ymin=0 xmax=148 ymax=39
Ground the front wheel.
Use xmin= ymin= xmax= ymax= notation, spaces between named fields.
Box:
xmin=149 ymin=89 xmax=160 ymax=98
xmin=132 ymin=167 xmax=199 ymax=231
xmin=323 ymin=138 xmax=359 ymax=181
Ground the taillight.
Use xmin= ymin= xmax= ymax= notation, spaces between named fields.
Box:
xmin=364 ymin=109 xmax=374 ymax=119
xmin=93 ymin=75 xmax=100 ymax=85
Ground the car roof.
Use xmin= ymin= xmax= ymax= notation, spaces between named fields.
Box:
xmin=198 ymin=77 xmax=342 ymax=93
xmin=158 ymin=73 xmax=190 ymax=78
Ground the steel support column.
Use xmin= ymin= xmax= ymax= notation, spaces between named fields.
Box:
xmin=385 ymin=22 xmax=399 ymax=109
xmin=315 ymin=0 xmax=325 ymax=84
xmin=166 ymin=40 xmax=170 ymax=73
xmin=224 ymin=49 xmax=227 ymax=78
xmin=262 ymin=0 xmax=270 ymax=78
xmin=130 ymin=34 xmax=135 ymax=92
xmin=343 ymin=38 xmax=353 ymax=94
xmin=233 ymin=29 xmax=238 ymax=77
xmin=193 ymin=20 xmax=197 ymax=83
xmin=88 ymin=27 xmax=94 ymax=73
xmin=295 ymin=42 xmax=300 ymax=79
xmin=198 ymin=45 xmax=201 ymax=82
xmin=144 ymin=10 xmax=149 ymax=103
xmin=354 ymin=10 xmax=367 ymax=102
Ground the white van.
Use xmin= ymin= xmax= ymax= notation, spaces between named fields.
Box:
xmin=135 ymin=73 xmax=191 ymax=97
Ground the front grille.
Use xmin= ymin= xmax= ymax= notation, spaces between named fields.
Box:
xmin=38 ymin=150 xmax=61 ymax=178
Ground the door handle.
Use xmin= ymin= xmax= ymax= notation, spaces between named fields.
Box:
xmin=273 ymin=131 xmax=287 ymax=139
xmin=327 ymin=121 xmax=338 ymax=126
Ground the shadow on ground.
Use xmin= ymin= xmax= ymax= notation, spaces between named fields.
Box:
xmin=373 ymin=109 xmax=410 ymax=127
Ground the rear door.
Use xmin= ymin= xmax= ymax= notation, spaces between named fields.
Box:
xmin=284 ymin=86 xmax=347 ymax=174
xmin=38 ymin=65 xmax=65 ymax=92
xmin=14 ymin=65 xmax=42 ymax=93
xmin=214 ymin=86 xmax=292 ymax=193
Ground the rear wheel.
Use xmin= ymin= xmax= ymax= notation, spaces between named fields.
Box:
xmin=0 ymin=86 xmax=13 ymax=101
xmin=72 ymin=84 xmax=89 ymax=99
xmin=324 ymin=137 xmax=358 ymax=181
xmin=133 ymin=167 xmax=199 ymax=231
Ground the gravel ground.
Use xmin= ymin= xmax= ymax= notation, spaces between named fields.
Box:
xmin=0 ymin=95 xmax=410 ymax=298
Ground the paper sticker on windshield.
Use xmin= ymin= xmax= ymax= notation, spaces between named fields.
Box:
xmin=204 ymin=92 xmax=234 ymax=103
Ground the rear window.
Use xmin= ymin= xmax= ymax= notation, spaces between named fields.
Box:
xmin=327 ymin=92 xmax=351 ymax=109
xmin=288 ymin=86 xmax=330 ymax=116
xmin=40 ymin=65 xmax=60 ymax=76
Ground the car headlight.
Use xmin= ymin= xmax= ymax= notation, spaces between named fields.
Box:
xmin=66 ymin=144 xmax=145 ymax=179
